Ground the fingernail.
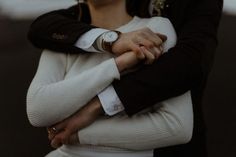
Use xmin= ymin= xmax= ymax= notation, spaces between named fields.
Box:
xmin=159 ymin=45 xmax=164 ymax=52
xmin=154 ymin=47 xmax=160 ymax=54
xmin=140 ymin=53 xmax=145 ymax=59
xmin=140 ymin=46 xmax=145 ymax=52
xmin=140 ymin=46 xmax=146 ymax=54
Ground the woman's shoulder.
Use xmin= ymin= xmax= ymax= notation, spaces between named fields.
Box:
xmin=146 ymin=16 xmax=171 ymax=25
xmin=39 ymin=50 xmax=82 ymax=74
xmin=135 ymin=16 xmax=170 ymax=22
xmin=134 ymin=16 xmax=172 ymax=30
xmin=133 ymin=16 xmax=173 ymax=33
xmin=40 ymin=49 xmax=79 ymax=68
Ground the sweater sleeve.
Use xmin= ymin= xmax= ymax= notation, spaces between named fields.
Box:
xmin=27 ymin=50 xmax=120 ymax=127
xmin=79 ymin=91 xmax=193 ymax=150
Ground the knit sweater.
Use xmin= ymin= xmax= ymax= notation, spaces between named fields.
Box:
xmin=27 ymin=16 xmax=193 ymax=157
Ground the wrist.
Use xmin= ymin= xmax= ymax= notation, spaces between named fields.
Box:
xmin=115 ymin=57 xmax=125 ymax=72
xmin=89 ymin=97 xmax=105 ymax=116
xmin=101 ymin=31 xmax=121 ymax=53
xmin=115 ymin=52 xmax=139 ymax=72
xmin=93 ymin=34 xmax=104 ymax=52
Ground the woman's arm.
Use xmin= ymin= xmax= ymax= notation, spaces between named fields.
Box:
xmin=27 ymin=50 xmax=120 ymax=127
xmin=78 ymin=91 xmax=193 ymax=150
xmin=27 ymin=47 xmax=147 ymax=128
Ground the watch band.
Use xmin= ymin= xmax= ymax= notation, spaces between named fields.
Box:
xmin=93 ymin=34 xmax=103 ymax=51
xmin=101 ymin=31 xmax=121 ymax=53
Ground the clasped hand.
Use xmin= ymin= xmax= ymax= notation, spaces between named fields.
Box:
xmin=47 ymin=97 xmax=103 ymax=148
xmin=113 ymin=27 xmax=167 ymax=72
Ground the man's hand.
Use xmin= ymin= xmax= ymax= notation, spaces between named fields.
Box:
xmin=47 ymin=97 xmax=104 ymax=148
xmin=112 ymin=28 xmax=167 ymax=60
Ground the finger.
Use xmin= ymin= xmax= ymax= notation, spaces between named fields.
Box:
xmin=140 ymin=28 xmax=166 ymax=47
xmin=49 ymin=120 xmax=68 ymax=134
xmin=152 ymin=47 xmax=163 ymax=59
xmin=134 ymin=36 xmax=155 ymax=49
xmin=159 ymin=45 xmax=164 ymax=53
xmin=156 ymin=32 xmax=167 ymax=42
xmin=134 ymin=36 xmax=164 ymax=59
xmin=47 ymin=127 xmax=57 ymax=134
xmin=47 ymin=120 xmax=70 ymax=141
xmin=142 ymin=33 xmax=164 ymax=48
xmin=138 ymin=39 xmax=164 ymax=59
xmin=50 ymin=130 xmax=70 ymax=147
xmin=48 ymin=132 xmax=56 ymax=141
xmin=51 ymin=137 xmax=62 ymax=148
xmin=144 ymin=46 xmax=161 ymax=59
xmin=140 ymin=46 xmax=155 ymax=64
xmin=56 ymin=128 xmax=75 ymax=145
xmin=129 ymin=42 xmax=145 ymax=59
xmin=133 ymin=37 xmax=159 ymax=60
xmin=47 ymin=127 xmax=59 ymax=141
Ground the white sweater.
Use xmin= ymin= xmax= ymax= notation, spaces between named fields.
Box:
xmin=27 ymin=16 xmax=193 ymax=157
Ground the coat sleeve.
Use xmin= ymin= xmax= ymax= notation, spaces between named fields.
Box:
xmin=113 ymin=0 xmax=223 ymax=116
xmin=27 ymin=4 xmax=95 ymax=53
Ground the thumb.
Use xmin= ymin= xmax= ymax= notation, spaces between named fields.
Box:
xmin=156 ymin=33 xmax=167 ymax=42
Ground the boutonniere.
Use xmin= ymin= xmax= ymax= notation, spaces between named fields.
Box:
xmin=152 ymin=0 xmax=166 ymax=16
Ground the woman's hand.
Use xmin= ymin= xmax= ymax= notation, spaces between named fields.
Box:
xmin=115 ymin=45 xmax=163 ymax=72
xmin=47 ymin=97 xmax=104 ymax=148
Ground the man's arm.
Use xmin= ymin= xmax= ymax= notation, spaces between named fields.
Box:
xmin=28 ymin=4 xmax=163 ymax=56
xmin=113 ymin=0 xmax=223 ymax=115
xmin=28 ymin=0 xmax=223 ymax=116
xmin=28 ymin=4 xmax=96 ymax=53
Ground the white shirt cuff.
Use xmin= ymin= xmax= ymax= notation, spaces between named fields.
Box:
xmin=74 ymin=28 xmax=109 ymax=53
xmin=98 ymin=85 xmax=124 ymax=116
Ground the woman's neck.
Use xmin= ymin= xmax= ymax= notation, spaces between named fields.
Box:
xmin=88 ymin=1 xmax=132 ymax=29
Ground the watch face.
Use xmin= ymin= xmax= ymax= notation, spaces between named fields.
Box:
xmin=104 ymin=31 xmax=119 ymax=42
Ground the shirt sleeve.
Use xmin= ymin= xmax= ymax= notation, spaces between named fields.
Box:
xmin=27 ymin=50 xmax=120 ymax=127
xmin=98 ymin=85 xmax=124 ymax=116
xmin=74 ymin=28 xmax=109 ymax=52
xmin=79 ymin=91 xmax=193 ymax=150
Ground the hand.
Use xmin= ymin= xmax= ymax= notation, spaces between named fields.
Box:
xmin=47 ymin=97 xmax=104 ymax=148
xmin=115 ymin=45 xmax=160 ymax=72
xmin=112 ymin=27 xmax=166 ymax=58
xmin=115 ymin=51 xmax=139 ymax=72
